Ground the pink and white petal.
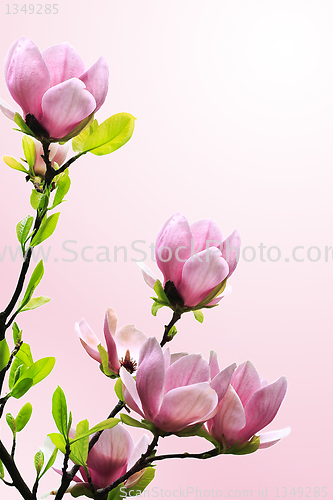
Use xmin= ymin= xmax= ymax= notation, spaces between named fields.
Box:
xmin=0 ymin=98 xmax=16 ymax=120
xmin=260 ymin=378 xmax=269 ymax=388
xmin=42 ymin=43 xmax=85 ymax=87
xmin=237 ymin=377 xmax=288 ymax=444
xmin=136 ymin=338 xmax=165 ymax=421
xmin=209 ymin=351 xmax=220 ymax=380
xmin=79 ymin=57 xmax=109 ymax=112
xmin=5 ymin=37 xmax=50 ymax=120
xmin=222 ymin=230 xmax=241 ymax=278
xmin=104 ymin=308 xmax=120 ymax=372
xmin=115 ymin=325 xmax=148 ymax=363
xmin=40 ymin=78 xmax=95 ymax=139
xmin=231 ymin=361 xmax=262 ymax=408
xmin=190 ymin=219 xmax=223 ymax=253
xmin=86 ymin=426 xmax=133 ymax=488
xmin=155 ymin=213 xmax=192 ymax=289
xmin=137 ymin=262 xmax=158 ymax=289
xmin=258 ymin=427 xmax=291 ymax=449
xmin=127 ymin=434 xmax=150 ymax=471
xmin=206 ymin=385 xmax=246 ymax=447
xmin=163 ymin=354 xmax=209 ymax=395
xmin=178 ymin=248 xmax=229 ymax=307
xmin=154 ymin=383 xmax=218 ymax=433
xmin=75 ymin=320 xmax=101 ymax=363
xmin=52 ymin=142 xmax=69 ymax=167
xmin=120 ymin=367 xmax=144 ymax=417
xmin=210 ymin=363 xmax=236 ymax=402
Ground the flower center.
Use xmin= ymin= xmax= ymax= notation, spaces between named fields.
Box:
xmin=119 ymin=350 xmax=137 ymax=374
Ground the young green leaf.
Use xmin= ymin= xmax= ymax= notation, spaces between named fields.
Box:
xmin=38 ymin=446 xmax=58 ymax=480
xmin=16 ymin=402 xmax=33 ymax=432
xmin=9 ymin=358 xmax=25 ymax=390
xmin=6 ymin=413 xmax=16 ymax=435
xmin=16 ymin=215 xmax=34 ymax=252
xmin=47 ymin=433 xmax=66 ymax=455
xmin=0 ymin=459 xmax=4 ymax=480
xmin=19 ymin=260 xmax=44 ymax=311
xmin=14 ymin=113 xmax=35 ymax=137
xmin=30 ymin=213 xmax=60 ymax=247
xmin=14 ymin=356 xmax=55 ymax=388
xmin=11 ymin=378 xmax=33 ymax=399
xmin=120 ymin=413 xmax=151 ymax=430
xmin=72 ymin=119 xmax=98 ymax=152
xmin=22 ymin=135 xmax=36 ymax=174
xmin=70 ymin=419 xmax=89 ymax=466
xmin=19 ymin=296 xmax=51 ymax=312
xmin=12 ymin=322 xmax=21 ymax=344
xmin=151 ymin=301 xmax=164 ymax=317
xmin=0 ymin=339 xmax=10 ymax=372
xmin=153 ymin=280 xmax=170 ymax=304
xmin=15 ymin=343 xmax=33 ymax=367
xmin=51 ymin=174 xmax=71 ymax=209
xmin=193 ymin=309 xmax=204 ymax=323
xmin=30 ymin=190 xmax=42 ymax=210
xmin=114 ymin=377 xmax=124 ymax=401
xmin=3 ymin=156 xmax=29 ymax=173
xmin=52 ymin=386 xmax=68 ymax=437
xmin=82 ymin=113 xmax=136 ymax=155
xmin=97 ymin=344 xmax=116 ymax=377
xmin=69 ymin=418 xmax=120 ymax=444
xmin=34 ymin=449 xmax=44 ymax=476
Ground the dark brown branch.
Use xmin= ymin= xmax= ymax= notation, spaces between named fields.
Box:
xmin=160 ymin=311 xmax=181 ymax=347
xmin=0 ymin=440 xmax=34 ymax=500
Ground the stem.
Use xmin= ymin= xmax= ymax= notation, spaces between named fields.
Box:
xmin=160 ymin=311 xmax=181 ymax=347
xmin=54 ymin=400 xmax=125 ymax=500
xmin=0 ymin=440 xmax=34 ymax=500
xmin=0 ymin=341 xmax=22 ymax=399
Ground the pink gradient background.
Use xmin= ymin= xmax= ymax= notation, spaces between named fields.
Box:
xmin=0 ymin=0 xmax=332 ymax=498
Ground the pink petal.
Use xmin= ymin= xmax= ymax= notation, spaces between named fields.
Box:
xmin=206 ymin=284 xmax=232 ymax=306
xmin=163 ymin=354 xmax=209 ymax=395
xmin=237 ymin=377 xmax=288 ymax=444
xmin=154 ymin=383 xmax=218 ymax=433
xmin=52 ymin=142 xmax=69 ymax=167
xmin=178 ymin=248 xmax=229 ymax=307
xmin=155 ymin=213 xmax=192 ymax=289
xmin=42 ymin=43 xmax=85 ymax=87
xmin=206 ymin=385 xmax=246 ymax=447
xmin=137 ymin=262 xmax=157 ymax=289
xmin=5 ymin=36 xmax=50 ymax=121
xmin=103 ymin=308 xmax=120 ymax=373
xmin=190 ymin=219 xmax=223 ymax=253
xmin=210 ymin=363 xmax=236 ymax=402
xmin=85 ymin=426 xmax=133 ymax=488
xmin=0 ymin=98 xmax=16 ymax=120
xmin=120 ymin=367 xmax=144 ymax=417
xmin=222 ymin=230 xmax=241 ymax=278
xmin=136 ymin=338 xmax=165 ymax=421
xmin=231 ymin=361 xmax=262 ymax=408
xmin=258 ymin=427 xmax=291 ymax=449
xmin=40 ymin=78 xmax=95 ymax=139
xmin=115 ymin=325 xmax=148 ymax=364
xmin=79 ymin=57 xmax=109 ymax=113
xmin=75 ymin=320 xmax=101 ymax=364
xmin=125 ymin=434 xmax=150 ymax=487
xmin=209 ymin=351 xmax=220 ymax=380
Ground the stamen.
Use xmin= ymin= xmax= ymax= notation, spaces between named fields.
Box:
xmin=119 ymin=350 xmax=137 ymax=374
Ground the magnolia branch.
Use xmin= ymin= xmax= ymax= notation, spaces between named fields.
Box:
xmin=160 ymin=311 xmax=181 ymax=347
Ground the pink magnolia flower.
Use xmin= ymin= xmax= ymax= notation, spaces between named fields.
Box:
xmin=0 ymin=36 xmax=108 ymax=140
xmin=139 ymin=213 xmax=241 ymax=309
xmin=33 ymin=139 xmax=69 ymax=177
xmin=75 ymin=308 xmax=148 ymax=376
xmin=206 ymin=356 xmax=289 ymax=450
xmin=120 ymin=337 xmax=236 ymax=433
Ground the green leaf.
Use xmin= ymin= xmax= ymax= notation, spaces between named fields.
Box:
xmin=59 ymin=112 xmax=94 ymax=143
xmin=226 ymin=435 xmax=260 ymax=455
xmin=31 ymin=212 xmax=60 ymax=247
xmin=120 ymin=413 xmax=152 ymax=431
xmin=15 ymin=343 xmax=33 ymax=367
xmin=19 ymin=296 xmax=51 ymax=312
xmin=34 ymin=449 xmax=44 ymax=476
xmin=16 ymin=216 xmax=34 ymax=252
xmin=70 ymin=484 xmax=94 ymax=498
xmin=70 ymin=419 xmax=89 ymax=466
xmin=69 ymin=418 xmax=120 ymax=445
xmin=193 ymin=309 xmax=204 ymax=323
xmin=67 ymin=410 xmax=73 ymax=437
xmin=153 ymin=280 xmax=170 ymax=304
xmin=52 ymin=386 xmax=68 ymax=437
xmin=9 ymin=358 xmax=25 ymax=390
xmin=30 ymin=190 xmax=42 ymax=210
xmin=0 ymin=339 xmax=10 ymax=372
xmin=11 ymin=378 xmax=33 ymax=399
xmin=72 ymin=119 xmax=97 ymax=152
xmin=22 ymin=135 xmax=36 ymax=174
xmin=82 ymin=113 xmax=136 ymax=155
xmin=16 ymin=402 xmax=33 ymax=432
xmin=0 ymin=459 xmax=4 ymax=480
xmin=38 ymin=446 xmax=58 ymax=480
xmin=48 ymin=433 xmax=67 ymax=455
xmin=6 ymin=413 xmax=16 ymax=435
xmin=14 ymin=113 xmax=35 ymax=138
xmin=3 ymin=156 xmax=28 ymax=173
xmin=51 ymin=173 xmax=71 ymax=209
xmin=114 ymin=378 xmax=124 ymax=401
xmin=14 ymin=356 xmax=55 ymax=388
xmin=97 ymin=344 xmax=116 ymax=377
xmin=12 ymin=322 xmax=21 ymax=344
xmin=151 ymin=301 xmax=164 ymax=317
xmin=195 ymin=427 xmax=222 ymax=451
xmin=19 ymin=260 xmax=44 ymax=312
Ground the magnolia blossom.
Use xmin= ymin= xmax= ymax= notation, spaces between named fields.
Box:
xmin=206 ymin=356 xmax=289 ymax=450
xmin=0 ymin=36 xmax=108 ymax=140
xmin=139 ymin=213 xmax=241 ymax=308
xmin=75 ymin=308 xmax=147 ymax=376
xmin=33 ymin=139 xmax=69 ymax=177
xmin=120 ymin=337 xmax=236 ymax=433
